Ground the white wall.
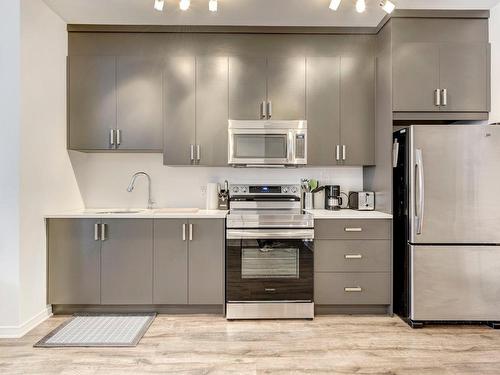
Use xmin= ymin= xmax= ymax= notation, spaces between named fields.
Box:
xmin=18 ymin=0 xmax=83 ymax=326
xmin=0 ymin=0 xmax=21 ymax=330
xmin=490 ymin=3 xmax=500 ymax=122
xmin=69 ymin=152 xmax=363 ymax=209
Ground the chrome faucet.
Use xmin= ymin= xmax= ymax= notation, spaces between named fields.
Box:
xmin=127 ymin=172 xmax=154 ymax=209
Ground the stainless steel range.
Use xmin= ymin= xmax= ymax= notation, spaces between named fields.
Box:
xmin=225 ymin=184 xmax=314 ymax=320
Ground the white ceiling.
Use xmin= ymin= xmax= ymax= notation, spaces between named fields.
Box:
xmin=43 ymin=0 xmax=500 ymax=27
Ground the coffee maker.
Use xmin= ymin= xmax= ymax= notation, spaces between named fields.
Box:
xmin=325 ymin=185 xmax=343 ymax=211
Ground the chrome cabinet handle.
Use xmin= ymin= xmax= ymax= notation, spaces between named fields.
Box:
xmin=116 ymin=129 xmax=122 ymax=146
xmin=267 ymin=101 xmax=272 ymax=119
xmin=260 ymin=101 xmax=266 ymax=119
xmin=415 ymin=148 xmax=425 ymax=235
xmin=196 ymin=144 xmax=201 ymax=162
xmin=344 ymin=227 xmax=362 ymax=232
xmin=182 ymin=224 xmax=186 ymax=241
xmin=336 ymin=145 xmax=340 ymax=161
xmin=100 ymin=223 xmax=107 ymax=241
xmin=441 ymin=88 xmax=447 ymax=106
xmin=109 ymin=129 xmax=115 ymax=146
xmin=190 ymin=144 xmax=195 ymax=163
xmin=344 ymin=287 xmax=362 ymax=293
xmin=94 ymin=223 xmax=100 ymax=241
xmin=189 ymin=223 xmax=193 ymax=241
xmin=434 ymin=89 xmax=441 ymax=106
xmin=342 ymin=145 xmax=346 ymax=161
xmin=344 ymin=254 xmax=363 ymax=259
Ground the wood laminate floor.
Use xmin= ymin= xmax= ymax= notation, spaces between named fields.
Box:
xmin=1 ymin=315 xmax=500 ymax=375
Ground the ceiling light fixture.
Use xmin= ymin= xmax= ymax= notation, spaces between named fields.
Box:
xmin=329 ymin=0 xmax=342 ymax=11
xmin=355 ymin=0 xmax=366 ymax=13
xmin=179 ymin=0 xmax=190 ymax=11
xmin=209 ymin=0 xmax=218 ymax=12
xmin=380 ymin=0 xmax=396 ymax=14
xmin=154 ymin=0 xmax=165 ymax=11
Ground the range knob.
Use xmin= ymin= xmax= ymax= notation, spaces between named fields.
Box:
xmin=282 ymin=187 xmax=289 ymax=194
xmin=231 ymin=186 xmax=239 ymax=194
xmin=290 ymin=186 xmax=298 ymax=194
xmin=240 ymin=186 xmax=248 ymax=193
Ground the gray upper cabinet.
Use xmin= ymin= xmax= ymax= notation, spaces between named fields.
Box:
xmin=117 ymin=56 xmax=163 ymax=150
xmin=393 ymin=43 xmax=440 ymax=112
xmin=439 ymin=43 xmax=489 ymax=112
xmin=163 ymin=57 xmax=196 ymax=165
xmin=196 ymin=57 xmax=229 ymax=166
xmin=188 ymin=219 xmax=225 ymax=304
xmin=101 ymin=219 xmax=153 ymax=305
xmin=229 ymin=56 xmax=267 ymax=120
xmin=306 ymin=57 xmax=341 ymax=166
xmin=68 ymin=56 xmax=116 ymax=151
xmin=340 ymin=56 xmax=375 ymax=166
xmin=267 ymin=57 xmax=306 ymax=120
xmin=48 ymin=219 xmax=101 ymax=305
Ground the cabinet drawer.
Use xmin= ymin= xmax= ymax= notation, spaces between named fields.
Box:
xmin=315 ymin=219 xmax=391 ymax=240
xmin=315 ymin=240 xmax=390 ymax=272
xmin=315 ymin=273 xmax=390 ymax=305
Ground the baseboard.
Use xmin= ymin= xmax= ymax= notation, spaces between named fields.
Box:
xmin=0 ymin=305 xmax=53 ymax=339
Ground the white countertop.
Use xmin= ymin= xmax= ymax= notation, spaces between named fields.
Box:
xmin=305 ymin=209 xmax=393 ymax=219
xmin=45 ymin=208 xmax=228 ymax=219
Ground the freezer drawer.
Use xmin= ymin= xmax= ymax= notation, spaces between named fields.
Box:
xmin=411 ymin=245 xmax=500 ymax=321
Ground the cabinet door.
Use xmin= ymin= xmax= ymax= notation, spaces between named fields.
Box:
xmin=101 ymin=219 xmax=153 ymax=304
xmin=163 ymin=57 xmax=196 ymax=165
xmin=306 ymin=57 xmax=340 ymax=166
xmin=393 ymin=43 xmax=440 ymax=112
xmin=196 ymin=57 xmax=229 ymax=166
xmin=439 ymin=43 xmax=489 ymax=112
xmin=228 ymin=56 xmax=267 ymax=120
xmin=117 ymin=56 xmax=163 ymax=151
xmin=267 ymin=57 xmax=306 ymax=120
xmin=48 ymin=219 xmax=101 ymax=305
xmin=188 ymin=219 xmax=225 ymax=304
xmin=340 ymin=56 xmax=375 ymax=166
xmin=68 ymin=55 xmax=116 ymax=150
xmin=153 ymin=219 xmax=188 ymax=304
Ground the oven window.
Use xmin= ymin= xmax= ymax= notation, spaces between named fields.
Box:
xmin=233 ymin=134 xmax=288 ymax=159
xmin=241 ymin=240 xmax=299 ymax=279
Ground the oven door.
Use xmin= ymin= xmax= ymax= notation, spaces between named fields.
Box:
xmin=226 ymin=229 xmax=314 ymax=302
xmin=228 ymin=129 xmax=293 ymax=165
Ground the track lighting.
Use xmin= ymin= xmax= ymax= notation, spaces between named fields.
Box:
xmin=355 ymin=0 xmax=366 ymax=13
xmin=380 ymin=0 xmax=395 ymax=14
xmin=179 ymin=0 xmax=190 ymax=11
xmin=154 ymin=0 xmax=164 ymax=11
xmin=329 ymin=0 xmax=341 ymax=11
xmin=209 ymin=0 xmax=218 ymax=12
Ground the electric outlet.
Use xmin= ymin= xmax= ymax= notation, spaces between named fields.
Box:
xmin=200 ymin=185 xmax=207 ymax=197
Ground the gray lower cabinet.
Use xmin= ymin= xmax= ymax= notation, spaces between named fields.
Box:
xmin=314 ymin=219 xmax=391 ymax=308
xmin=48 ymin=219 xmax=101 ymax=305
xmin=68 ymin=55 xmax=117 ymax=151
xmin=153 ymin=219 xmax=189 ymax=304
xmin=188 ymin=219 xmax=225 ymax=304
xmin=116 ymin=56 xmax=163 ymax=150
xmin=153 ymin=218 xmax=225 ymax=305
xmin=306 ymin=57 xmax=341 ymax=166
xmin=100 ymin=219 xmax=153 ymax=305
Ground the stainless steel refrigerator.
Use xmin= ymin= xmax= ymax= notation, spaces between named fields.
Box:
xmin=393 ymin=125 xmax=500 ymax=328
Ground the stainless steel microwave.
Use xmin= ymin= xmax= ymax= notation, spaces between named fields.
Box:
xmin=228 ymin=120 xmax=307 ymax=167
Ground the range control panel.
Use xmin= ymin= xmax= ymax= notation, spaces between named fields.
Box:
xmin=229 ymin=184 xmax=300 ymax=196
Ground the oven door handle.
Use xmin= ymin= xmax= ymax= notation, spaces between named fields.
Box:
xmin=226 ymin=229 xmax=314 ymax=240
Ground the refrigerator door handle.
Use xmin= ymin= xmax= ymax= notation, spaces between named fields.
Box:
xmin=415 ymin=149 xmax=425 ymax=235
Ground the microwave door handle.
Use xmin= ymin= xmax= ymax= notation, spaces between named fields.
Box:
xmin=415 ymin=149 xmax=425 ymax=235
